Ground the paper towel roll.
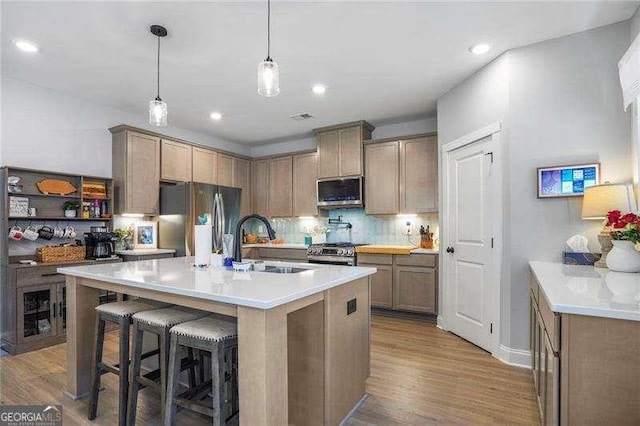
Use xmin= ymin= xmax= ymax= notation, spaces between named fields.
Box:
xmin=195 ymin=225 xmax=212 ymax=266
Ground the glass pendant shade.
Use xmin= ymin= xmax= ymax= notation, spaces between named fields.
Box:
xmin=149 ymin=98 xmax=167 ymax=126
xmin=258 ymin=59 xmax=280 ymax=97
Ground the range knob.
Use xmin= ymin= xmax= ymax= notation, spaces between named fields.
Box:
xmin=347 ymin=249 xmax=354 ymax=256
xmin=337 ymin=248 xmax=344 ymax=255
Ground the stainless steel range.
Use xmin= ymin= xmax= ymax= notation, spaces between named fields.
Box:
xmin=307 ymin=242 xmax=365 ymax=266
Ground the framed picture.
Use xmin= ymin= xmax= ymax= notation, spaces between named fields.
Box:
xmin=537 ymin=163 xmax=600 ymax=198
xmin=132 ymin=221 xmax=158 ymax=249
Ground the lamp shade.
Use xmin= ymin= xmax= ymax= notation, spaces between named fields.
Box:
xmin=581 ymin=183 xmax=637 ymax=220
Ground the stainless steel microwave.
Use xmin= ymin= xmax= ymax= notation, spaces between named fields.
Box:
xmin=317 ymin=176 xmax=363 ymax=209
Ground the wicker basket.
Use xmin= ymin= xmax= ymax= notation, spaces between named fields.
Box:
xmin=36 ymin=245 xmax=85 ymax=263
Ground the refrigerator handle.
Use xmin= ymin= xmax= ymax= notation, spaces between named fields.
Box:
xmin=219 ymin=193 xmax=226 ymax=236
xmin=213 ymin=193 xmax=220 ymax=251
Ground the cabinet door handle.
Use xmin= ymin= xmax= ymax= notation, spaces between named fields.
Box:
xmin=59 ymin=302 xmax=63 ymax=318
xmin=52 ymin=303 xmax=57 ymax=318
xmin=41 ymin=273 xmax=61 ymax=277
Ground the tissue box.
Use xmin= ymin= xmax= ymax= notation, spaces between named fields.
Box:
xmin=563 ymin=252 xmax=601 ymax=266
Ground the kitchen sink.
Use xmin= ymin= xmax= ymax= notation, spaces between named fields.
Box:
xmin=262 ymin=266 xmax=308 ymax=274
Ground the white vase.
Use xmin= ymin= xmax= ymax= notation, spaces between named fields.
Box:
xmin=64 ymin=209 xmax=77 ymax=218
xmin=605 ymin=240 xmax=640 ymax=273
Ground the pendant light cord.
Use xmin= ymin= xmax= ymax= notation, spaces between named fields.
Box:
xmin=267 ymin=0 xmax=271 ymax=60
xmin=156 ymin=35 xmax=161 ymax=100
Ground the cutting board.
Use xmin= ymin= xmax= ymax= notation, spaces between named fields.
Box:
xmin=356 ymin=245 xmax=416 ymax=255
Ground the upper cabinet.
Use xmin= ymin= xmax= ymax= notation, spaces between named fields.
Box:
xmin=364 ymin=134 xmax=438 ymax=215
xmin=232 ymin=157 xmax=252 ymax=218
xmin=111 ymin=128 xmax=160 ymax=215
xmin=314 ymin=121 xmax=374 ymax=179
xmin=252 ymin=159 xmax=270 ymax=217
xmin=293 ymin=152 xmax=318 ymax=217
xmin=160 ymin=139 xmax=192 ymax=182
xmin=217 ymin=153 xmax=234 ymax=187
xmin=192 ymin=146 xmax=218 ymax=185
xmin=269 ymin=156 xmax=293 ymax=217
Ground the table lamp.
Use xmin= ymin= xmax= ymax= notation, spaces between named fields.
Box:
xmin=582 ymin=183 xmax=637 ymax=268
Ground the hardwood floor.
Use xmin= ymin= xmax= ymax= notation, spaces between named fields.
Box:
xmin=0 ymin=315 xmax=539 ymax=425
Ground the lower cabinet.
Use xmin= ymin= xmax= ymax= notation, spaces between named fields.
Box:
xmin=17 ymin=283 xmax=65 ymax=345
xmin=250 ymin=247 xmax=308 ymax=262
xmin=359 ymin=253 xmax=437 ymax=315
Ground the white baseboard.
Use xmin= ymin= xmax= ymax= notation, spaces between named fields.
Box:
xmin=494 ymin=345 xmax=531 ymax=369
xmin=436 ymin=315 xmax=445 ymax=330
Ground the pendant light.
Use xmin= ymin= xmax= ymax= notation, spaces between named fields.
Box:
xmin=149 ymin=24 xmax=168 ymax=126
xmin=258 ymin=0 xmax=279 ymax=97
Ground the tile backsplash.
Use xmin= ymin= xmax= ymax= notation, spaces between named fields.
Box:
xmin=250 ymin=209 xmax=439 ymax=246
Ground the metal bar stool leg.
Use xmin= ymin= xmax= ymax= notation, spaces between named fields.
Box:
xmin=88 ymin=315 xmax=106 ymax=420
xmin=164 ymin=333 xmax=181 ymax=426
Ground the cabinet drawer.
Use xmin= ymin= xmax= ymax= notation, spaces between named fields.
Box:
xmin=16 ymin=266 xmax=66 ymax=287
xmin=395 ymin=254 xmax=437 ymax=268
xmin=357 ymin=254 xmax=392 ymax=265
xmin=257 ymin=248 xmax=307 ymax=261
xmin=538 ymin=292 xmax=560 ymax=353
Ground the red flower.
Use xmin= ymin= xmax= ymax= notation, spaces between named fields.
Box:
xmin=613 ymin=221 xmax=627 ymax=229
xmin=622 ymin=213 xmax=638 ymax=224
xmin=607 ymin=210 xmax=622 ymax=226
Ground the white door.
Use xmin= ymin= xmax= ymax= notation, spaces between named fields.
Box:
xmin=443 ymin=134 xmax=497 ymax=352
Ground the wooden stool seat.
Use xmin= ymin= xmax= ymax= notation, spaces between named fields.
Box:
xmin=164 ymin=315 xmax=239 ymax=426
xmin=88 ymin=300 xmax=170 ymax=426
xmin=127 ymin=306 xmax=209 ymax=425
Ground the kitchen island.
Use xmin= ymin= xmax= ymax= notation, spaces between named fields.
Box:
xmin=58 ymin=257 xmax=376 ymax=425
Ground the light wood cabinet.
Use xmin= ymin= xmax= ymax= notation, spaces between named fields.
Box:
xmin=393 ymin=266 xmax=437 ymax=314
xmin=400 ymin=136 xmax=438 ymax=213
xmin=218 ymin=153 xmax=234 ymax=187
xmin=192 ymin=146 xmax=218 ymax=184
xmin=358 ymin=253 xmax=437 ymax=314
xmin=112 ymin=129 xmax=160 ymax=215
xmin=364 ymin=141 xmax=399 ymax=214
xmin=293 ymin=152 xmax=318 ymax=217
xmin=364 ymin=133 xmax=438 ymax=215
xmin=233 ymin=157 xmax=252 ymax=218
xmin=269 ymin=156 xmax=293 ymax=217
xmin=315 ymin=121 xmax=374 ymax=179
xmin=160 ymin=139 xmax=192 ymax=182
xmin=252 ymin=159 xmax=270 ymax=217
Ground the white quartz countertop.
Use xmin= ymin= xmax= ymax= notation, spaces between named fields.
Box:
xmin=116 ymin=249 xmax=176 ymax=255
xmin=243 ymin=243 xmax=308 ymax=249
xmin=529 ymin=261 xmax=640 ymax=321
xmin=58 ymin=257 xmax=376 ymax=310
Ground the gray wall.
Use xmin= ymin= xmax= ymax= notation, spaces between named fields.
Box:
xmin=437 ymin=21 xmax=632 ymax=353
xmin=1 ymin=76 xmax=250 ymax=177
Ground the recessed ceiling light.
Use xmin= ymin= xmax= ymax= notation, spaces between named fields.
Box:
xmin=469 ymin=43 xmax=490 ymax=55
xmin=312 ymin=84 xmax=326 ymax=95
xmin=14 ymin=39 xmax=39 ymax=53
xmin=210 ymin=112 xmax=222 ymax=120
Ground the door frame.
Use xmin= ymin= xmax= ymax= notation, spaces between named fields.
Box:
xmin=439 ymin=122 xmax=503 ymax=356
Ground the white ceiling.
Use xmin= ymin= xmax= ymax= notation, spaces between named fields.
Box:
xmin=2 ymin=1 xmax=638 ymax=145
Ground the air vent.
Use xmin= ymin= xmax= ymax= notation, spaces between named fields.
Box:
xmin=289 ymin=113 xmax=314 ymax=121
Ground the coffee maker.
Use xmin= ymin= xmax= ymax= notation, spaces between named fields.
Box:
xmin=84 ymin=229 xmax=117 ymax=259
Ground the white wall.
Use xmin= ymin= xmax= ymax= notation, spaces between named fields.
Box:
xmin=249 ymin=116 xmax=438 ymax=157
xmin=437 ymin=21 xmax=632 ymax=355
xmin=1 ymin=76 xmax=250 ymax=177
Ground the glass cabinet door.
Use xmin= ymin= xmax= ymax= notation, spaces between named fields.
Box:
xmin=18 ymin=285 xmax=54 ymax=343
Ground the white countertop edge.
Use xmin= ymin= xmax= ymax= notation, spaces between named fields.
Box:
xmin=529 ymin=261 xmax=640 ymax=322
xmin=116 ymin=249 xmax=176 ymax=255
xmin=57 ymin=264 xmax=376 ymax=310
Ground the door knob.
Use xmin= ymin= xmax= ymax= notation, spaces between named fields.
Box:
xmin=446 ymin=247 xmax=455 ymax=254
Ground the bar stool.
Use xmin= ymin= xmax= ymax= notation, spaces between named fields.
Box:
xmin=88 ymin=300 xmax=170 ymax=426
xmin=127 ymin=306 xmax=209 ymax=425
xmin=164 ymin=315 xmax=239 ymax=426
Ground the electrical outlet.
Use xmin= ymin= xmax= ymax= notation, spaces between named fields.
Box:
xmin=405 ymin=221 xmax=412 ymax=235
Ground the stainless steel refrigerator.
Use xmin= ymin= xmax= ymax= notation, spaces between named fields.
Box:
xmin=158 ymin=183 xmax=241 ymax=257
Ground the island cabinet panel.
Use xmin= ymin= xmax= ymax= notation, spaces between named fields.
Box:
xmin=393 ymin=266 xmax=437 ymax=314
xmin=400 ymin=136 xmax=438 ymax=213
xmin=160 ymin=139 xmax=192 ymax=182
xmin=232 ymin=157 xmax=252 ymax=218
xmin=217 ymin=153 xmax=234 ymax=187
xmin=252 ymin=160 xmax=270 ymax=217
xmin=324 ymin=277 xmax=370 ymax=426
xmin=112 ymin=130 xmax=160 ymax=215
xmin=192 ymin=146 xmax=218 ymax=184
xmin=293 ymin=152 xmax=318 ymax=217
xmin=269 ymin=156 xmax=293 ymax=217
xmin=365 ymin=141 xmax=399 ymax=214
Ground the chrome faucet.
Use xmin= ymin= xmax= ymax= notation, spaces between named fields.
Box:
xmin=234 ymin=214 xmax=276 ymax=261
